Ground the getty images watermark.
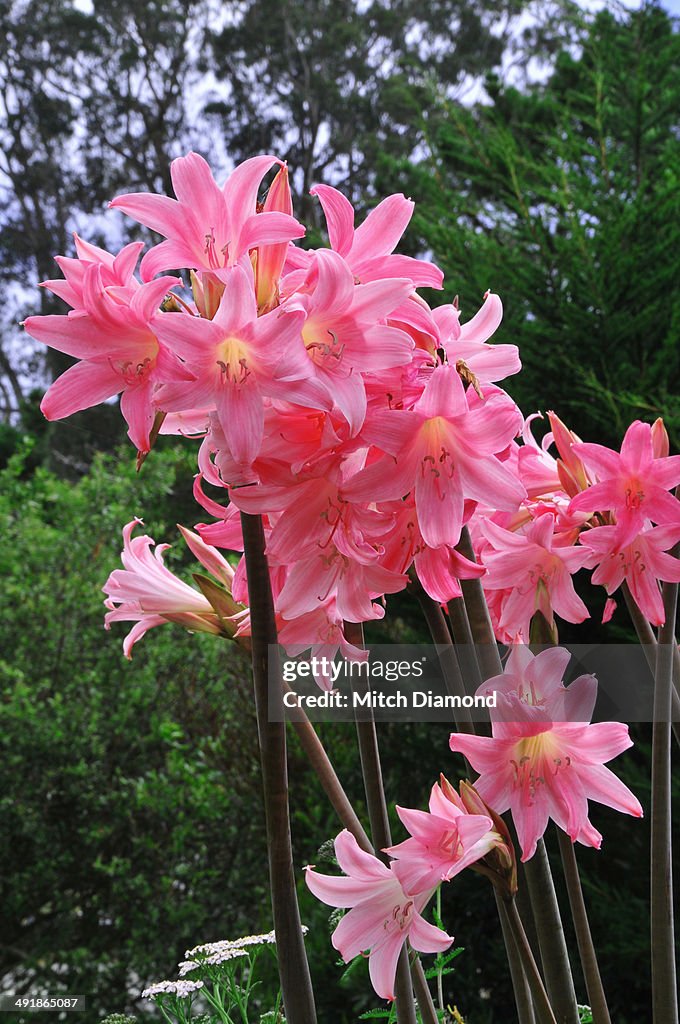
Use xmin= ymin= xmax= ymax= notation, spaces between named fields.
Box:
xmin=281 ymin=655 xmax=497 ymax=712
xmin=268 ymin=643 xmax=679 ymax=724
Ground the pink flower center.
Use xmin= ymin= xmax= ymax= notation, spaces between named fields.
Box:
xmin=510 ymin=734 xmax=568 ymax=803
xmin=302 ymin=323 xmax=345 ymax=368
xmin=216 ymin=336 xmax=251 ymax=384
xmin=436 ymin=826 xmax=463 ymax=860
xmin=384 ymin=901 xmax=414 ymax=934
xmin=624 ymin=479 xmax=645 ymax=510
xmin=118 ymin=356 xmax=154 ymax=386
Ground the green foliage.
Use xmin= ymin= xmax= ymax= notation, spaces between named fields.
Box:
xmin=0 ymin=442 xmax=267 ymax=1021
xmin=384 ymin=4 xmax=680 ymax=448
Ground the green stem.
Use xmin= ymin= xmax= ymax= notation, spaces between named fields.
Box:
xmin=447 ymin=595 xmax=483 ymax=691
xmin=556 ymin=828 xmax=611 ymax=1024
xmin=240 ymin=512 xmax=317 ymax=1024
xmin=621 ymin=582 xmax=680 ymax=747
xmin=457 ymin=527 xmax=505 ymax=681
xmin=651 ymin=574 xmax=679 ymax=1024
xmin=496 ymin=890 xmax=537 ymax=1024
xmin=502 ymin=898 xmax=558 ymax=1024
xmin=409 ymin=574 xmax=475 ymax=735
xmin=522 ymin=842 xmax=579 ymax=1024
xmin=344 ymin=620 xmax=418 ymax=1024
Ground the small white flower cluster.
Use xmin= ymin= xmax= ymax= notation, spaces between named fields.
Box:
xmin=141 ymin=979 xmax=204 ymax=1000
xmin=184 ymin=925 xmax=309 ymax=962
xmin=178 ymin=948 xmax=248 ymax=977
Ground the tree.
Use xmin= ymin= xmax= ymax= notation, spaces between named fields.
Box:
xmin=202 ymin=0 xmax=568 ymax=224
xmin=0 ymin=0 xmax=210 ymax=457
xmin=384 ymin=2 xmax=680 ymax=447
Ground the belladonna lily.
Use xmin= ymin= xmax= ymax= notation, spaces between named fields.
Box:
xmin=449 ymin=646 xmax=643 ymax=861
xmin=568 ymin=419 xmax=680 ymax=547
xmin=341 ymin=363 xmax=525 ymax=549
xmin=24 ymin=264 xmax=190 ymax=452
xmin=152 ymin=264 xmax=328 ymax=474
xmin=480 ymin=512 xmax=591 ymax=641
xmin=384 ymin=779 xmax=496 ymax=895
xmin=579 ymin=522 xmax=680 ymax=626
xmin=304 ymin=829 xmax=452 ymax=1001
xmin=110 ymin=151 xmax=305 ymax=282
xmin=434 ymin=291 xmax=522 ymax=385
xmin=280 ymin=249 xmax=415 ymax=434
xmin=103 ymin=520 xmax=247 ymax=657
xmin=285 ymin=183 xmax=444 ymax=289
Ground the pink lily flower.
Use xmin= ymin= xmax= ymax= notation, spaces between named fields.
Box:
xmin=25 ymin=264 xmax=189 ymax=452
xmin=450 ymin=646 xmax=643 ymax=861
xmin=579 ymin=523 xmax=680 ymax=625
xmin=378 ymin=496 xmax=484 ymax=603
xmin=110 ymin=152 xmax=304 ymax=281
xmin=433 ymin=292 xmax=521 ymax=384
xmin=152 ymin=264 xmax=327 ymax=472
xmin=42 ymin=234 xmax=143 ymax=310
xmin=103 ymin=520 xmax=245 ymax=657
xmin=285 ymin=183 xmax=443 ymax=289
xmin=569 ymin=420 xmax=680 ymax=547
xmin=480 ymin=512 xmax=591 ymax=640
xmin=384 ymin=780 xmax=496 ymax=895
xmin=281 ymin=249 xmax=415 ymax=433
xmin=304 ymin=829 xmax=452 ymax=1000
xmin=341 ymin=363 xmax=525 ymax=549
xmin=276 ymin=549 xmax=407 ymax=623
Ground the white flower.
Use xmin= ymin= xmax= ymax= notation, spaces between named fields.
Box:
xmin=178 ymin=948 xmax=248 ymax=976
xmin=141 ymin=979 xmax=204 ymax=999
xmin=184 ymin=926 xmax=308 ymax=961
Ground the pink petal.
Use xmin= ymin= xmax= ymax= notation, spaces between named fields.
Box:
xmin=332 ymin=898 xmax=395 ymax=961
xmin=350 ymin=193 xmax=414 ymax=261
xmin=350 ymin=278 xmax=414 ymax=321
xmin=213 ymin=263 xmax=258 ymax=332
xmin=558 ymin=721 xmax=633 ymax=764
xmin=575 ymin=762 xmax=643 ymax=817
xmin=310 ymin=184 xmax=355 ymax=256
xmin=571 ymin=442 xmax=621 ymax=481
xmin=304 ymin=866 xmax=376 ymax=908
xmin=41 ymin=360 xmax=122 ymax=420
xmin=222 ymin=154 xmax=280 ymax=218
xmin=368 ymin=930 xmax=405 ymax=1001
xmin=216 ymin=377 xmax=264 ymax=468
xmin=121 ymin=383 xmax=155 ymax=452
xmin=408 ymin=912 xmax=454 ymax=955
xmin=334 ymin=829 xmax=391 ymax=882
xmin=414 ymin=363 xmax=467 ymax=420
xmin=459 ymin=292 xmax=503 ymax=343
xmin=236 ymin=211 xmax=305 ymax=256
xmin=457 ymin=453 xmax=526 ymax=512
xmin=550 ymin=568 xmax=590 ymax=624
xmin=620 ymin=420 xmax=653 ymax=474
xmin=415 ymin=458 xmax=464 ymax=548
xmin=110 ymin=191 xmax=191 ymax=240
xmin=357 ymin=254 xmax=444 ymax=289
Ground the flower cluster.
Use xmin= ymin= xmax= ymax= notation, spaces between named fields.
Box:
xmin=304 ymin=782 xmax=499 ymax=1002
xmin=26 ymin=152 xmax=679 ymax=659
